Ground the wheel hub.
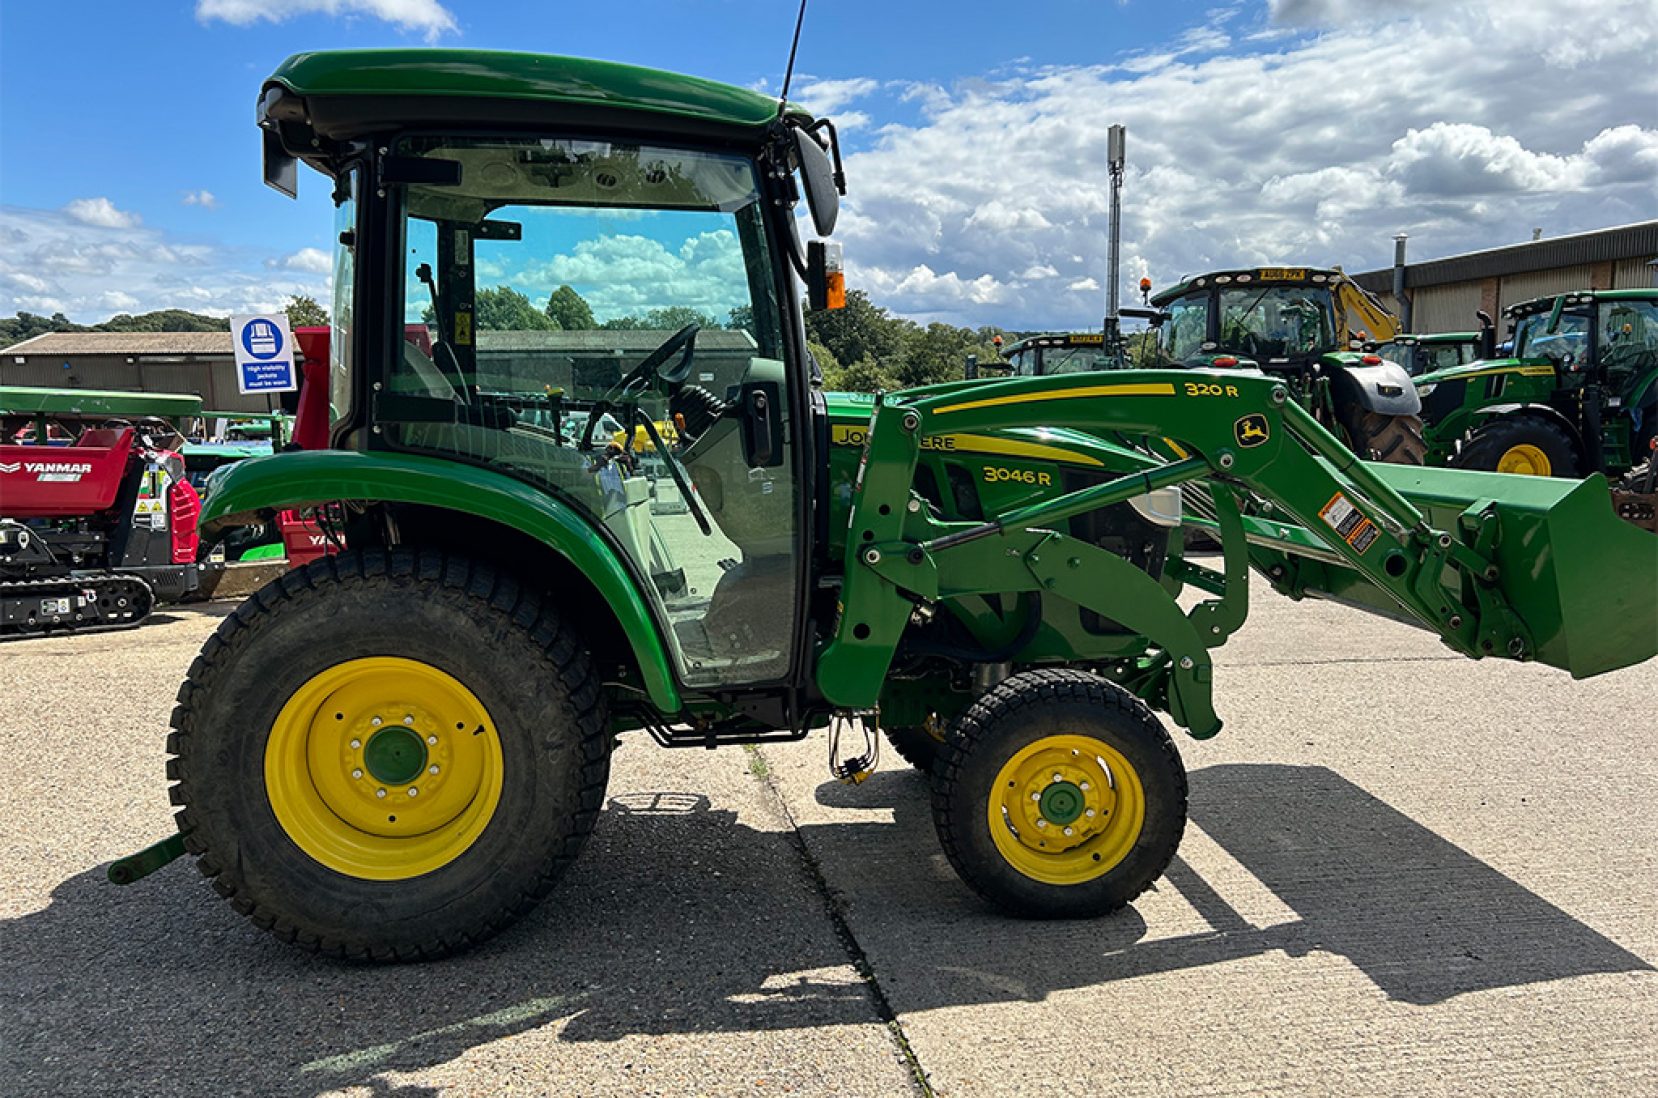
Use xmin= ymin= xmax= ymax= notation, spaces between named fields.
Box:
xmin=364 ymin=726 xmax=428 ymax=786
xmin=1038 ymin=780 xmax=1085 ymax=826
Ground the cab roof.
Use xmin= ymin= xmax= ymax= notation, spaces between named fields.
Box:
xmin=265 ymin=49 xmax=802 ymax=139
xmin=1150 ymin=267 xmax=1343 ymax=307
xmin=1003 ymin=332 xmax=1107 ymax=354
xmin=1506 ymin=287 xmax=1658 ymax=319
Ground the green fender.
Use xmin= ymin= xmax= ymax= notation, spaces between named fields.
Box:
xmin=201 ymin=449 xmax=682 ymax=712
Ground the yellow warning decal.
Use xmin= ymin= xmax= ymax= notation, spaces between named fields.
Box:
xmin=453 ymin=310 xmax=474 ymax=346
xmin=933 ymin=382 xmax=1177 ymax=415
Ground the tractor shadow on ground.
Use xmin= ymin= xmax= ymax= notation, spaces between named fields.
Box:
xmin=1 ymin=763 xmax=1647 ymax=1097
xmin=807 ymin=762 xmax=1652 ymax=1010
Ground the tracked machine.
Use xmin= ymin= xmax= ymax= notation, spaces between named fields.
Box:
xmin=2 ymin=387 xmax=202 ymax=636
xmin=112 ymin=50 xmax=1657 ymax=958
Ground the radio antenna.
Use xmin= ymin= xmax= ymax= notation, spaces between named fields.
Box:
xmin=776 ymin=0 xmax=809 ymax=118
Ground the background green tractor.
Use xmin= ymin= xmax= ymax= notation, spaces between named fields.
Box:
xmin=1371 ymin=327 xmax=1488 ymax=377
xmin=1415 ymin=290 xmax=1658 ymax=481
xmin=122 ymin=49 xmax=1658 ymax=960
xmin=1143 ymin=268 xmax=1426 ymax=465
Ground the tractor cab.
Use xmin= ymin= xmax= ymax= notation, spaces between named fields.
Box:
xmin=249 ymin=49 xmax=845 ymax=694
xmin=1415 ymin=289 xmax=1658 ymax=478
xmin=1148 ymin=267 xmax=1353 ymax=370
xmin=1142 ymin=268 xmax=1424 ymax=462
xmin=999 ymin=333 xmax=1115 ymax=376
xmin=1371 ymin=331 xmax=1483 ymax=377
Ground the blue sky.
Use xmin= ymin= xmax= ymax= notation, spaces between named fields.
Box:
xmin=2 ymin=1 xmax=1654 ymax=328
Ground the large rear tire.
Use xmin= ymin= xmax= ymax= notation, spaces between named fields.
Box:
xmin=1349 ymin=411 xmax=1426 ymax=465
xmin=931 ymin=669 xmax=1186 ymax=918
xmin=1455 ymin=417 xmax=1579 ymax=477
xmin=168 ymin=549 xmax=610 ymax=960
xmin=884 ymin=719 xmax=946 ymax=773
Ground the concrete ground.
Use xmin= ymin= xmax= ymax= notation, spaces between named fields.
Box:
xmin=2 ymin=592 xmax=1654 ymax=1096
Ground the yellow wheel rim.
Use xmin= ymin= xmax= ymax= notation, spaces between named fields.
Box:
xmin=1496 ymin=443 xmax=1551 ymax=476
xmin=987 ymin=734 xmax=1146 ymax=885
xmin=265 ymin=656 xmax=503 ymax=880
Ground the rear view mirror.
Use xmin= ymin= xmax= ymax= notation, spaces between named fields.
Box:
xmin=793 ymin=129 xmax=839 ymax=237
xmin=262 ymin=130 xmax=297 ymax=198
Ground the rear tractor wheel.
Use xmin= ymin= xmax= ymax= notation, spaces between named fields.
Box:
xmin=1455 ymin=417 xmax=1578 ymax=478
xmin=1348 ymin=411 xmax=1426 ymax=465
xmin=884 ymin=714 xmax=949 ymax=773
xmin=931 ymin=669 xmax=1186 ymax=918
xmin=168 ymin=549 xmax=610 ymax=959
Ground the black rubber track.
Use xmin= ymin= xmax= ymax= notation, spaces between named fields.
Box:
xmin=166 ymin=548 xmax=610 ymax=961
xmin=1352 ymin=411 xmax=1427 ymax=465
xmin=930 ymin=668 xmax=1187 ymax=919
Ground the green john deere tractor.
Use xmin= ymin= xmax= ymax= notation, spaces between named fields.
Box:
xmin=1144 ymin=268 xmax=1427 ymax=465
xmin=1372 ymin=328 xmax=1488 ymax=378
xmin=1416 ymin=290 xmax=1658 ymax=483
xmin=116 ymin=49 xmax=1658 ymax=959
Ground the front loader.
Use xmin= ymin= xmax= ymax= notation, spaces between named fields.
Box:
xmin=117 ymin=49 xmax=1658 ymax=959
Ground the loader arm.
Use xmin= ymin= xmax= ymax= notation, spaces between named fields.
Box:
xmin=1335 ymin=276 xmax=1399 ymax=342
xmin=817 ymin=370 xmax=1656 ymax=735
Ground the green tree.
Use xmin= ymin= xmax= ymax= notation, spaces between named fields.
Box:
xmin=0 ymin=311 xmax=86 ymax=348
xmin=97 ymin=309 xmax=227 ymax=332
xmin=805 ymin=289 xmax=906 ymax=370
xmin=822 ymin=354 xmax=898 ymax=394
xmin=545 ymin=285 xmax=595 ymax=330
xmin=475 ymin=286 xmax=558 ymax=331
xmin=897 ymin=322 xmax=981 ymax=388
xmin=726 ymin=304 xmax=755 ymax=334
xmin=806 ymin=337 xmax=840 ymax=381
xmin=283 ymin=293 xmax=329 ymax=328
xmin=601 ymin=306 xmax=719 ymax=331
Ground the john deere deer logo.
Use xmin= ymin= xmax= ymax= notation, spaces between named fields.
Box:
xmin=1234 ymin=414 xmax=1270 ymax=448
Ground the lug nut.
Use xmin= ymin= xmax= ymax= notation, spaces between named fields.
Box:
xmin=371 ymin=717 xmax=383 ymax=727
xmin=1030 ymin=792 xmax=1041 ymax=801
xmin=403 ymin=716 xmax=414 ymax=725
xmin=1085 ymin=809 xmax=1096 ymax=818
xmin=1052 ymin=773 xmax=1063 ymax=783
xmin=428 ymin=765 xmax=439 ymax=775
xmin=352 ymin=768 xmax=363 ymax=779
xmin=426 ymin=735 xmax=438 ymax=745
xmin=349 ymin=739 xmax=361 ymax=749
xmin=1036 ymin=819 xmax=1047 ymax=828
xmin=1080 ymin=781 xmax=1090 ymax=791
xmin=375 ymin=788 xmax=387 ymax=799
xmin=1063 ymin=827 xmax=1074 ymax=837
xmin=408 ymin=787 xmax=419 ymax=797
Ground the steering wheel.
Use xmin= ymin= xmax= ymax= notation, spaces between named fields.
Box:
xmin=611 ymin=323 xmax=700 ymax=397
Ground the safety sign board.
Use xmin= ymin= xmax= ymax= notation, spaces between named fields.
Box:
xmin=231 ymin=314 xmax=299 ymax=395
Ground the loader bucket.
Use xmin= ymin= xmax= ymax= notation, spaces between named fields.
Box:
xmin=1371 ymin=464 xmax=1658 ymax=679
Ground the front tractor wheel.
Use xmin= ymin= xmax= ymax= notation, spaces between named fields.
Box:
xmin=931 ymin=669 xmax=1186 ymax=918
xmin=1455 ymin=416 xmax=1579 ymax=478
xmin=168 ymin=549 xmax=610 ymax=959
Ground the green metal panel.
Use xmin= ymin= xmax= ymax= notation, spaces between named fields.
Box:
xmin=200 ymin=449 xmax=682 ymax=711
xmin=0 ymin=386 xmax=203 ymax=419
xmin=269 ymin=49 xmax=794 ymax=133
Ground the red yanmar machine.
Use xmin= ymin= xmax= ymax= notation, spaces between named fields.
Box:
xmin=1 ymin=388 xmax=202 ymax=637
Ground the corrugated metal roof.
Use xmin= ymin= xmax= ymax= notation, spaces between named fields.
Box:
xmin=5 ymin=331 xmax=235 ymax=356
xmin=1352 ymin=220 xmax=1658 ymax=293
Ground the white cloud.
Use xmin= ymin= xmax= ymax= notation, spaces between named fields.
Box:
xmin=182 ymin=190 xmax=218 ymax=209
xmin=815 ymin=0 xmax=1658 ymax=327
xmin=63 ymin=197 xmax=140 ymax=229
xmin=0 ymin=205 xmax=330 ymax=322
xmin=274 ymin=247 xmax=333 ymax=274
xmin=792 ymin=77 xmax=881 ymax=117
xmin=510 ymin=230 xmax=751 ymax=322
xmin=195 ymin=0 xmax=456 ymax=39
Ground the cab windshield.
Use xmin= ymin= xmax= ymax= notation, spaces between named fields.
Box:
xmin=1216 ymin=286 xmax=1335 ymax=359
xmin=1514 ymin=308 xmax=1590 ymax=367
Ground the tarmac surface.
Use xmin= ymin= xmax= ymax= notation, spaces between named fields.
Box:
xmin=2 ymin=591 xmax=1654 ymax=1096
